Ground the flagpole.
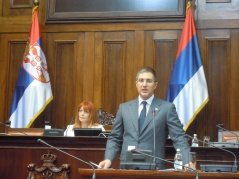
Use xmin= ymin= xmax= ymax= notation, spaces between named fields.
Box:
xmin=33 ymin=0 xmax=39 ymax=6
xmin=9 ymin=0 xmax=53 ymax=128
xmin=187 ymin=0 xmax=198 ymax=21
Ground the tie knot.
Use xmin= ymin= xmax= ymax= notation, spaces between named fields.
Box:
xmin=142 ymin=101 xmax=147 ymax=107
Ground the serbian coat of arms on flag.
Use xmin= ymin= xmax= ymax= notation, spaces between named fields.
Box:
xmin=9 ymin=6 xmax=53 ymax=128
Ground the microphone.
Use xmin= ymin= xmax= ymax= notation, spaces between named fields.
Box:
xmin=186 ymin=134 xmax=238 ymax=172
xmin=37 ymin=138 xmax=96 ymax=179
xmin=216 ymin=124 xmax=239 ymax=144
xmin=0 ymin=122 xmax=28 ymax=136
xmin=151 ymin=108 xmax=158 ymax=165
xmin=64 ymin=117 xmax=74 ymax=136
xmin=131 ymin=149 xmax=198 ymax=179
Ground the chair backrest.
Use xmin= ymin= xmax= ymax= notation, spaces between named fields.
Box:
xmin=222 ymin=131 xmax=239 ymax=143
xmin=27 ymin=152 xmax=70 ymax=179
xmin=97 ymin=108 xmax=115 ymax=126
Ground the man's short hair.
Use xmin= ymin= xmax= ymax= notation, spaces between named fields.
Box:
xmin=136 ymin=66 xmax=158 ymax=82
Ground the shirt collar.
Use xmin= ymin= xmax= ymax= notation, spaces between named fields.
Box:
xmin=138 ymin=95 xmax=154 ymax=106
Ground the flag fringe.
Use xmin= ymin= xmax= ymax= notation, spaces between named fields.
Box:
xmin=184 ymin=98 xmax=209 ymax=131
xmin=26 ymin=96 xmax=53 ymax=128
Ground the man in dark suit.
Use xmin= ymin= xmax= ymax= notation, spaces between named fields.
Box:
xmin=99 ymin=66 xmax=190 ymax=169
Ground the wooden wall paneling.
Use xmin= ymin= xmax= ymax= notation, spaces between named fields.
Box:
xmin=133 ymin=30 xmax=145 ymax=74
xmin=124 ymin=31 xmax=138 ymax=102
xmin=0 ymin=0 xmax=238 ymax=139
xmin=38 ymin=0 xmax=46 ymax=24
xmin=6 ymin=37 xmax=27 ymax=111
xmin=0 ymin=34 xmax=28 ymax=128
xmin=152 ymin=30 xmax=179 ymax=100
xmin=0 ymin=0 xmax=44 ymax=26
xmin=94 ymin=31 xmax=134 ymax=115
xmin=229 ymin=29 xmax=239 ymax=130
xmin=0 ymin=0 xmax=2 ymax=16
xmin=144 ymin=31 xmax=154 ymax=67
xmin=6 ymin=0 xmax=33 ymax=15
xmin=1 ymin=0 xmax=32 ymax=24
xmin=0 ymin=33 xmax=6 ymax=124
xmin=10 ymin=0 xmax=33 ymax=7
xmin=74 ymin=33 xmax=85 ymax=109
xmin=94 ymin=32 xmax=104 ymax=110
xmin=205 ymin=30 xmax=231 ymax=141
xmin=46 ymin=33 xmax=79 ymax=129
xmin=197 ymin=0 xmax=239 ymax=20
xmin=103 ymin=39 xmax=126 ymax=116
xmin=83 ymin=32 xmax=95 ymax=102
xmin=55 ymin=40 xmax=76 ymax=128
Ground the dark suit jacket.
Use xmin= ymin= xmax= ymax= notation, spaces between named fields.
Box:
xmin=104 ymin=96 xmax=190 ymax=169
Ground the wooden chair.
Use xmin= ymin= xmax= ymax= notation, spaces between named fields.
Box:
xmin=97 ymin=108 xmax=115 ymax=132
xmin=97 ymin=108 xmax=115 ymax=125
xmin=222 ymin=131 xmax=239 ymax=143
xmin=27 ymin=152 xmax=70 ymax=179
xmin=97 ymin=108 xmax=115 ymax=136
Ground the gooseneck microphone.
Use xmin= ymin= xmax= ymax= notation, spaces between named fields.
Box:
xmin=151 ymin=108 xmax=158 ymax=165
xmin=0 ymin=122 xmax=28 ymax=136
xmin=216 ymin=124 xmax=239 ymax=144
xmin=186 ymin=134 xmax=238 ymax=172
xmin=64 ymin=117 xmax=74 ymax=136
xmin=37 ymin=138 xmax=96 ymax=179
xmin=131 ymin=149 xmax=198 ymax=179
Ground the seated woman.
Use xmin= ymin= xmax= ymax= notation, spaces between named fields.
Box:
xmin=64 ymin=101 xmax=105 ymax=136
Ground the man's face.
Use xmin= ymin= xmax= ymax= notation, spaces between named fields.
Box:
xmin=136 ymin=72 xmax=158 ymax=100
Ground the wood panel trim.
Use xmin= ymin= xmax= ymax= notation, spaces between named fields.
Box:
xmin=46 ymin=0 xmax=185 ymax=23
xmin=206 ymin=0 xmax=231 ymax=3
xmin=102 ymin=40 xmax=127 ymax=110
xmin=10 ymin=0 xmax=33 ymax=8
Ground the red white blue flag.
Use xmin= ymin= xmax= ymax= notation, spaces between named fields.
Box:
xmin=9 ymin=6 xmax=53 ymax=128
xmin=166 ymin=2 xmax=209 ymax=130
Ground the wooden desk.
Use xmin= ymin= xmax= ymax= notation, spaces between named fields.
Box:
xmin=0 ymin=136 xmax=238 ymax=179
xmin=78 ymin=168 xmax=239 ymax=179
xmin=0 ymin=136 xmax=112 ymax=179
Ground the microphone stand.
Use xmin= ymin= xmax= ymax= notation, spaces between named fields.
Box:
xmin=0 ymin=122 xmax=29 ymax=136
xmin=131 ymin=149 xmax=198 ymax=179
xmin=152 ymin=110 xmax=156 ymax=165
xmin=37 ymin=138 xmax=96 ymax=179
xmin=186 ymin=134 xmax=238 ymax=173
xmin=64 ymin=117 xmax=74 ymax=136
xmin=216 ymin=124 xmax=239 ymax=145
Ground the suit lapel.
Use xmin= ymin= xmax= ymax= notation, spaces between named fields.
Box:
xmin=128 ymin=99 xmax=139 ymax=132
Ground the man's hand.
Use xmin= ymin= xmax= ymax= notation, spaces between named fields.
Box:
xmin=184 ymin=162 xmax=196 ymax=172
xmin=98 ymin=159 xmax=111 ymax=169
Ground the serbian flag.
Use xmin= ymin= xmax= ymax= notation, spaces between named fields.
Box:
xmin=9 ymin=6 xmax=53 ymax=128
xmin=166 ymin=2 xmax=209 ymax=130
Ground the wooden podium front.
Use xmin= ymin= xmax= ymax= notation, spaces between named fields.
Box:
xmin=78 ymin=168 xmax=239 ymax=179
xmin=1 ymin=135 xmax=239 ymax=178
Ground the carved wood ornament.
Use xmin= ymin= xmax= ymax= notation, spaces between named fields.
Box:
xmin=27 ymin=152 xmax=70 ymax=179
